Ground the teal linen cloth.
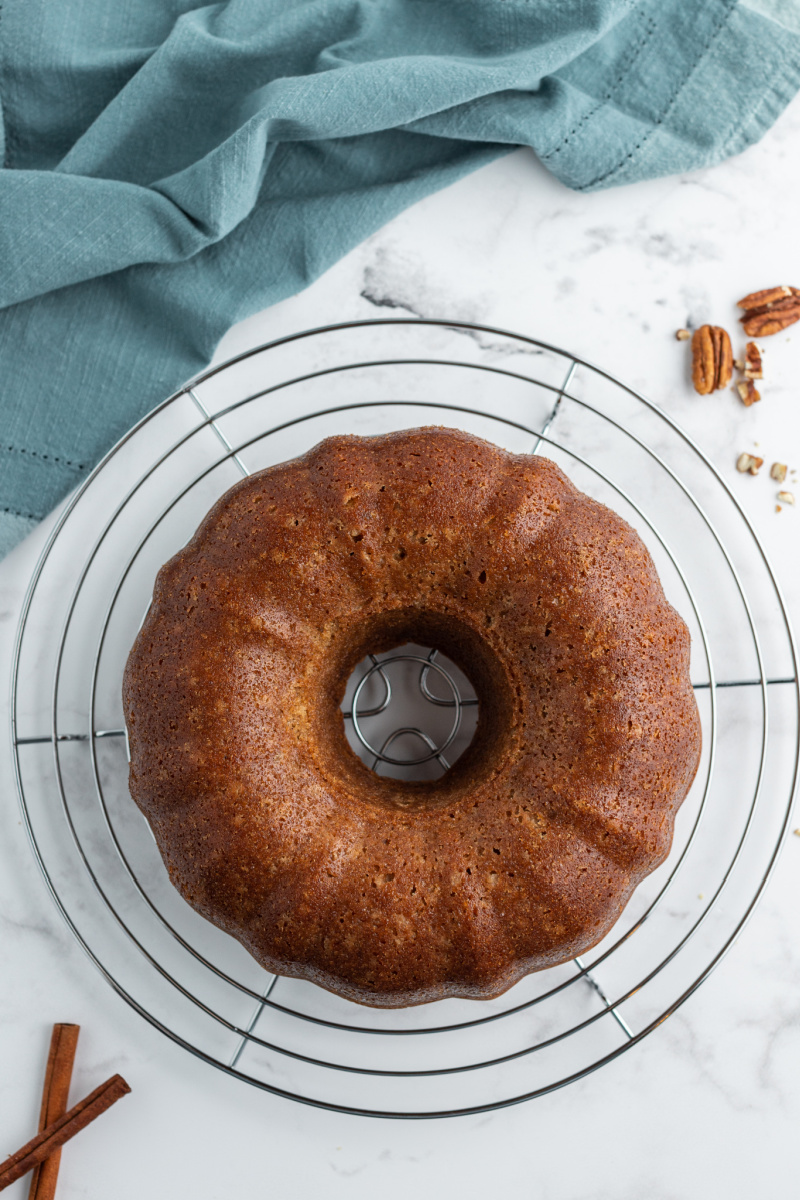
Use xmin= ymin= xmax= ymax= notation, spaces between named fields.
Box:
xmin=2 ymin=0 xmax=799 ymax=557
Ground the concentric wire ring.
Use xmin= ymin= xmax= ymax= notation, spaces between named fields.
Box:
xmin=10 ymin=318 xmax=799 ymax=1118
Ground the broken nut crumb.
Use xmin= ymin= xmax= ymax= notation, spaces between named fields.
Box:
xmin=736 ymin=379 xmax=761 ymax=406
xmin=675 ymin=328 xmax=690 ymax=341
xmin=777 ymin=490 xmax=795 ymax=505
xmin=771 ymin=462 xmax=788 ymax=483
xmin=736 ymin=452 xmax=763 ymax=475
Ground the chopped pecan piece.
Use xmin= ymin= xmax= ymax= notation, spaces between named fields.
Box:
xmin=675 ymin=328 xmax=690 ymax=341
xmin=691 ymin=325 xmax=733 ymax=394
xmin=737 ymin=286 xmax=800 ymax=337
xmin=778 ymin=490 xmax=795 ymax=505
xmin=744 ymin=342 xmax=763 ymax=380
xmin=771 ymin=462 xmax=788 ymax=483
xmin=736 ymin=379 xmax=761 ymax=406
xmin=736 ymin=452 xmax=763 ymax=475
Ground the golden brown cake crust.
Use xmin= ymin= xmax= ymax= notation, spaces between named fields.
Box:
xmin=123 ymin=427 xmax=701 ymax=1007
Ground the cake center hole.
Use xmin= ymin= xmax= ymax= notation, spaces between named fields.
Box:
xmin=341 ymin=643 xmax=479 ymax=780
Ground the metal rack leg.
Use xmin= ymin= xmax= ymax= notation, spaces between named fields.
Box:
xmin=532 ymin=361 xmax=578 ymax=455
xmin=574 ymin=956 xmax=634 ymax=1040
xmin=228 ymin=976 xmax=280 ymax=1069
xmin=188 ymin=389 xmax=250 ymax=478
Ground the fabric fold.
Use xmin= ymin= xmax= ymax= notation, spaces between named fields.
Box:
xmin=1 ymin=0 xmax=799 ymax=558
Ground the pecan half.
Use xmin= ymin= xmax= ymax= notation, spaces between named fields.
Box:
xmin=738 ymin=286 xmax=794 ymax=310
xmin=691 ymin=325 xmax=733 ymax=394
xmin=738 ymin=286 xmax=800 ymax=337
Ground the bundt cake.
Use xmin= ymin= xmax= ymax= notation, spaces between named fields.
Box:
xmin=123 ymin=427 xmax=701 ymax=1007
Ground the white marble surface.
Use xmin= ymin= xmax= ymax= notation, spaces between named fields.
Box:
xmin=2 ymin=91 xmax=800 ymax=1198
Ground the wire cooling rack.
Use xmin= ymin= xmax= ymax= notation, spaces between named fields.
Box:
xmin=10 ymin=318 xmax=800 ymax=1119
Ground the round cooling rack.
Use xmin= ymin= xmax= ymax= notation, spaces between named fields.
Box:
xmin=10 ymin=318 xmax=800 ymax=1119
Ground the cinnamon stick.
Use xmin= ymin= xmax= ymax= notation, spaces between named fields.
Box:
xmin=0 ymin=1075 xmax=130 ymax=1192
xmin=28 ymin=1024 xmax=80 ymax=1200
